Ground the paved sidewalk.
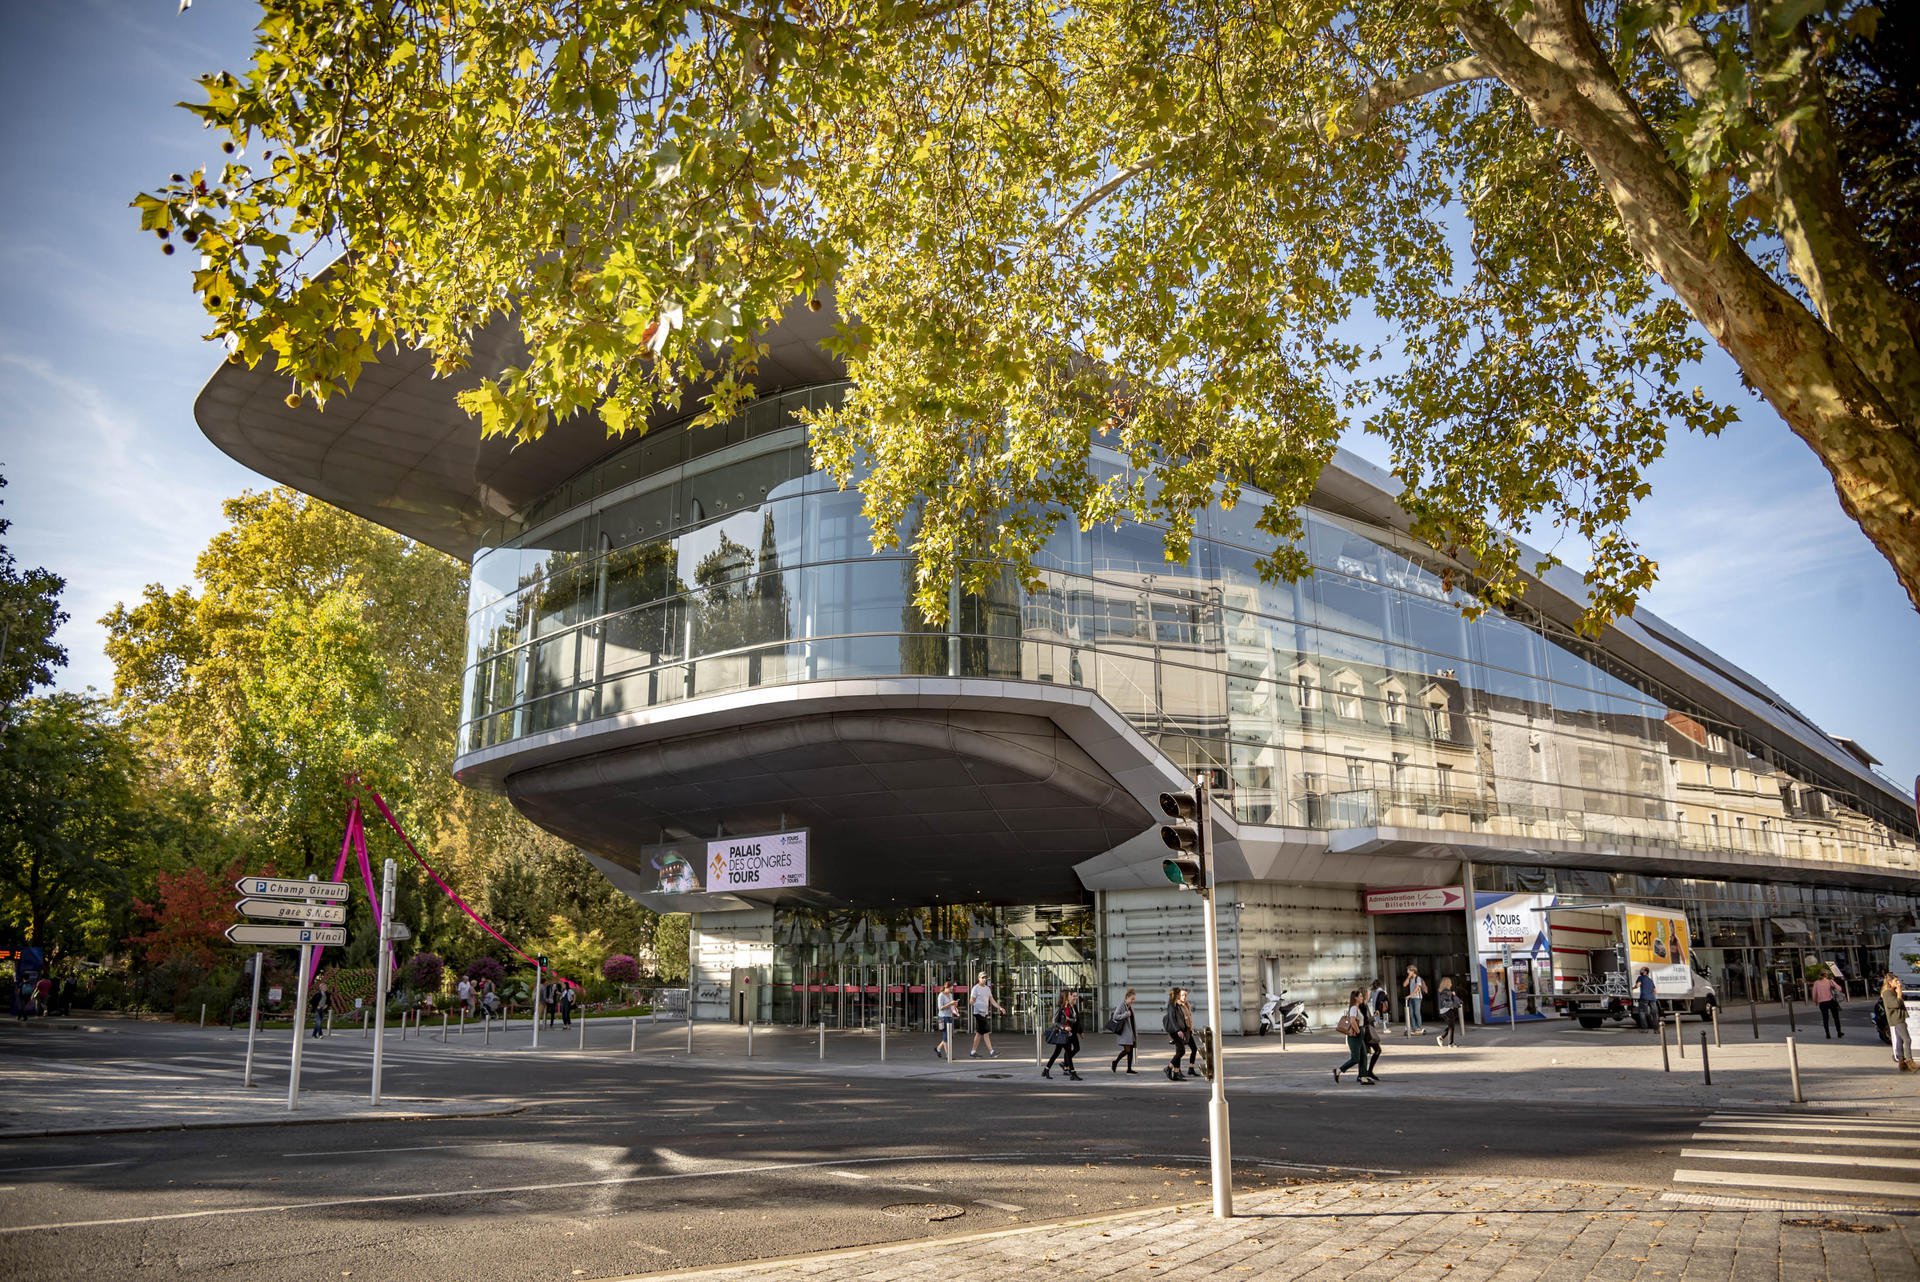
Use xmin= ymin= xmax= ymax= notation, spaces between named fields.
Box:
xmin=619 ymin=1175 xmax=1920 ymax=1282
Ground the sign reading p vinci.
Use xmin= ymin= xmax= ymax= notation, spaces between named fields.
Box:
xmin=707 ymin=830 xmax=809 ymax=890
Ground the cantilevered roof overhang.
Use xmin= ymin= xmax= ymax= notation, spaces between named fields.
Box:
xmin=196 ymin=298 xmax=1918 ymax=844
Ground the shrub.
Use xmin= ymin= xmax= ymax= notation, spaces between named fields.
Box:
xmin=462 ymin=955 xmax=506 ymax=988
xmin=603 ymin=954 xmax=641 ymax=985
xmin=402 ymin=952 xmax=445 ymax=994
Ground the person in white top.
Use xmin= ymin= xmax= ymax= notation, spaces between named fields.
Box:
xmin=968 ymin=972 xmax=1005 ymax=1058
xmin=456 ymin=977 xmax=472 ymax=1015
xmin=1403 ymin=965 xmax=1427 ymax=1035
xmin=933 ymin=981 xmax=959 ymax=1057
xmin=1333 ymin=988 xmax=1375 ymax=1085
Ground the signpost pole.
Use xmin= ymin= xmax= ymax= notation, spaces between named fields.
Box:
xmin=532 ymin=960 xmax=543 ymax=1049
xmin=371 ymin=858 xmax=395 ymax=1105
xmin=286 ymin=875 xmax=319 ymax=1111
xmin=242 ymin=951 xmax=263 ymax=1087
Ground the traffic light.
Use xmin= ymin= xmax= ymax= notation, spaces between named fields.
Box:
xmin=1159 ymin=788 xmax=1206 ymax=891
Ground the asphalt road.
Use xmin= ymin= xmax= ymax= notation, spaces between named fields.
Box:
xmin=0 ymin=1020 xmax=1709 ymax=1281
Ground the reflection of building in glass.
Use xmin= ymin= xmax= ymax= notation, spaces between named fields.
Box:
xmin=198 ymin=308 xmax=1920 ymax=1031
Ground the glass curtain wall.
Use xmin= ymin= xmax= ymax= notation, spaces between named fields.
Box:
xmin=460 ymin=385 xmax=1920 ymax=881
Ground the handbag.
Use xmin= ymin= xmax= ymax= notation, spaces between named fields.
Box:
xmin=1105 ymin=1012 xmax=1128 ymax=1035
xmin=1335 ymin=1013 xmax=1358 ymax=1036
xmin=1044 ymin=1026 xmax=1071 ymax=1046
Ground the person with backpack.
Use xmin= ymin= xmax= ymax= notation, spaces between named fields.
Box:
xmin=1368 ymin=977 xmax=1389 ymax=1030
xmin=1434 ymin=976 xmax=1461 ymax=1047
xmin=1362 ymin=997 xmax=1386 ymax=1080
xmin=1108 ymin=988 xmax=1138 ymax=1073
xmin=1333 ymin=988 xmax=1375 ymax=1084
xmin=1161 ymin=988 xmax=1191 ymax=1081
xmin=1041 ymin=990 xmax=1082 ymax=1080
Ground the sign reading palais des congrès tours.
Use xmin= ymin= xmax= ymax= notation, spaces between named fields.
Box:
xmin=707 ymin=830 xmax=808 ymax=890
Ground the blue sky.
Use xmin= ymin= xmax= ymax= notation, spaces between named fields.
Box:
xmin=1 ymin=1 xmax=1915 ymax=797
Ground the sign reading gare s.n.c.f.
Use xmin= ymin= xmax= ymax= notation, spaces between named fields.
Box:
xmin=706 ymin=830 xmax=808 ymax=890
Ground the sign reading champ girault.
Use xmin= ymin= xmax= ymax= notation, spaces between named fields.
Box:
xmin=706 ymin=830 xmax=808 ymax=890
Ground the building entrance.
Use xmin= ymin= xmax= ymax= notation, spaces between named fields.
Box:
xmin=762 ymin=902 xmax=1098 ymax=1032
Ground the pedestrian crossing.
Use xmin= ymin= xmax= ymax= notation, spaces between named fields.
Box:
xmin=14 ymin=1035 xmax=510 ymax=1087
xmin=1669 ymin=1110 xmax=1920 ymax=1207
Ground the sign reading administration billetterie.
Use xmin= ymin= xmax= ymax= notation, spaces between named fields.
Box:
xmin=706 ymin=830 xmax=808 ymax=890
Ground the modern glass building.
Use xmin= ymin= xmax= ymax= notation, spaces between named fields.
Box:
xmin=198 ymin=301 xmax=1920 ymax=1032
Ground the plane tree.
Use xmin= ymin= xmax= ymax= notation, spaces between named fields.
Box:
xmin=138 ymin=1 xmax=1919 ymax=627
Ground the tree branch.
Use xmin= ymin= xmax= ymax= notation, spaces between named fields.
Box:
xmin=1649 ymin=18 xmax=1719 ymax=104
xmin=1335 ymin=56 xmax=1497 ymax=139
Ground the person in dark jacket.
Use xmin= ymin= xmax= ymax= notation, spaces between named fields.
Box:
xmin=557 ymin=982 xmax=576 ymax=1029
xmin=1333 ymin=989 xmax=1374 ymax=1084
xmin=1161 ymin=988 xmax=1191 ymax=1081
xmin=1041 ymin=990 xmax=1082 ymax=1080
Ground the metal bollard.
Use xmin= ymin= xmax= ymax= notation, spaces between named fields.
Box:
xmin=200 ymin=1004 xmax=206 ymax=1027
xmin=945 ymin=1022 xmax=954 ymax=1066
xmin=818 ymin=1020 xmax=825 ymax=1060
xmin=879 ymin=1018 xmax=886 ymax=1062
xmin=686 ymin=1018 xmax=693 ymax=1056
xmin=362 ymin=1009 xmax=369 ymax=1039
xmin=1034 ymin=1019 xmax=1042 ymax=1065
xmin=459 ymin=1011 xmax=465 ymax=1038
xmin=1787 ymin=1036 xmax=1804 ymax=1103
xmin=579 ymin=1010 xmax=586 ymax=1051
xmin=484 ymin=1014 xmax=491 ymax=1045
xmin=1673 ymin=1015 xmax=1684 ymax=1058
xmin=327 ymin=1011 xmax=334 ymax=1036
xmin=630 ymin=1017 xmax=638 ymax=1053
xmin=1711 ymin=1006 xmax=1721 ymax=1048
xmin=747 ymin=1019 xmax=754 ymax=1058
xmin=1660 ymin=1017 xmax=1671 ymax=1072
xmin=1701 ymin=1032 xmax=1711 ymax=1085
xmin=441 ymin=1012 xmax=447 ymax=1043
xmin=1786 ymin=995 xmax=1797 ymax=1034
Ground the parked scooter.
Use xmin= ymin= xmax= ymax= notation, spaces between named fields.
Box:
xmin=1258 ymin=989 xmax=1309 ymax=1036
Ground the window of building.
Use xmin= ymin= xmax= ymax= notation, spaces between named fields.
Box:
xmin=1295 ymin=673 xmax=1317 ymax=709
xmin=1385 ymin=688 xmax=1405 ymax=726
xmin=1336 ymin=677 xmax=1362 ymax=719
xmin=1346 ymin=758 xmax=1366 ymax=792
xmin=1425 ymin=699 xmax=1450 ymax=739
xmin=1436 ymin=763 xmax=1454 ymax=799
xmin=1708 ymin=732 xmax=1727 ymax=754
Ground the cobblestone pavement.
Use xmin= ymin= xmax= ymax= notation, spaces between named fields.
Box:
xmin=623 ymin=1176 xmax=1920 ymax=1282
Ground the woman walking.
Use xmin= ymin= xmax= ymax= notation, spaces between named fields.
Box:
xmin=1175 ymin=988 xmax=1201 ymax=1078
xmin=1110 ymin=988 xmax=1138 ymax=1073
xmin=1161 ymin=988 xmax=1190 ymax=1081
xmin=1334 ymin=988 xmax=1375 ymax=1084
xmin=1041 ymin=990 xmax=1082 ymax=1080
xmin=1881 ymin=972 xmax=1915 ymax=1072
xmin=1434 ymin=976 xmax=1461 ymax=1047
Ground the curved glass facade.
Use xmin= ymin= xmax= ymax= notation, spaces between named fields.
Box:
xmin=462 ymin=384 xmax=1919 ymax=880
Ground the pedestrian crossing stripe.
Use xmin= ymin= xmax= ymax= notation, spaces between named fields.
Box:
xmin=1690 ymin=1132 xmax=1920 ymax=1149
xmin=1697 ymin=1117 xmax=1920 ymax=1135
xmin=1679 ymin=1148 xmax=1920 ymax=1172
xmin=1673 ymin=1170 xmax=1920 ymax=1200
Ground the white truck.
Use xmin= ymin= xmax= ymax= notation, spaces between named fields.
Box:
xmin=1546 ymin=902 xmax=1718 ymax=1028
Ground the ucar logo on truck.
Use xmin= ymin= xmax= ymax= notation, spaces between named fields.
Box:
xmin=706 ymin=830 xmax=810 ymax=889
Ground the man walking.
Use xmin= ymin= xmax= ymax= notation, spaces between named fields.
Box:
xmin=311 ymin=978 xmax=330 ymax=1038
xmin=1635 ymin=966 xmax=1657 ymax=1030
xmin=967 ymin=971 xmax=1004 ymax=1058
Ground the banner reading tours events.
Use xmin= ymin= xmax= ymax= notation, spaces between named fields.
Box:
xmin=1473 ymin=891 xmax=1554 ymax=1022
xmin=1625 ymin=911 xmax=1692 ymax=993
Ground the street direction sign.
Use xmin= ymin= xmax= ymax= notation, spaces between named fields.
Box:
xmin=225 ymin=924 xmax=347 ymax=947
xmin=235 ymin=898 xmax=348 ymax=924
xmin=233 ymin=877 xmax=349 ymax=901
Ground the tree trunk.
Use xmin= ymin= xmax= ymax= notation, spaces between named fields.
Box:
xmin=1456 ymin=3 xmax=1920 ymax=613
